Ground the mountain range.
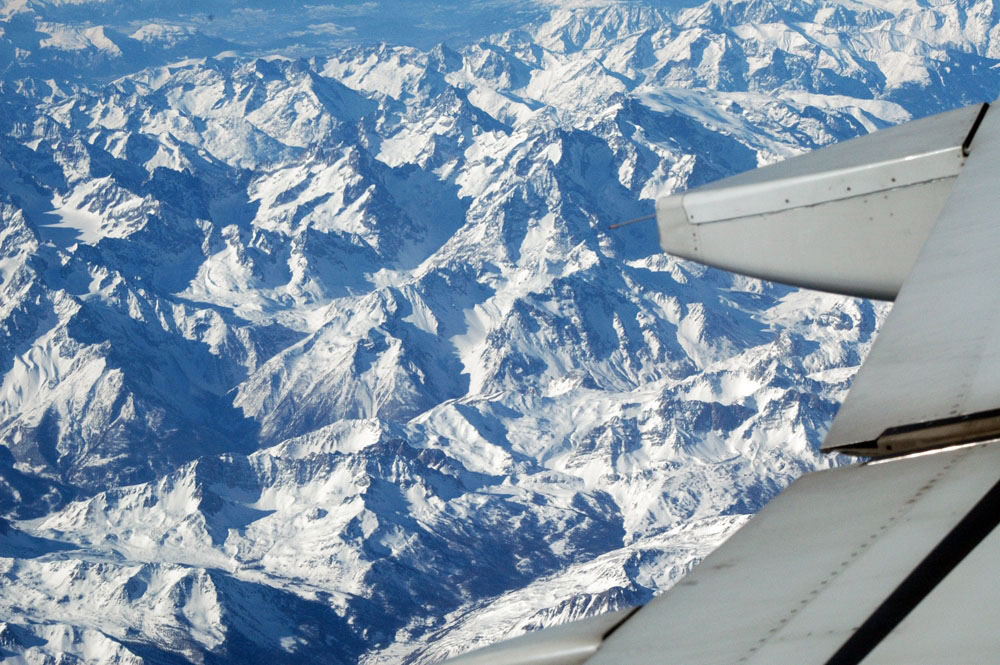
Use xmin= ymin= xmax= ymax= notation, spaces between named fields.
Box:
xmin=0 ymin=0 xmax=996 ymax=663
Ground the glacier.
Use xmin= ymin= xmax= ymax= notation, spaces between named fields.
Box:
xmin=0 ymin=0 xmax=997 ymax=663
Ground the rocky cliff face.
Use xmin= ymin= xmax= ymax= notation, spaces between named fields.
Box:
xmin=0 ymin=1 xmax=995 ymax=663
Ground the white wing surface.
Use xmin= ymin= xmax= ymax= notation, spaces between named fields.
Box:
xmin=823 ymin=103 xmax=1000 ymax=455
xmin=856 ymin=509 xmax=1000 ymax=664
xmin=583 ymin=442 xmax=1000 ymax=665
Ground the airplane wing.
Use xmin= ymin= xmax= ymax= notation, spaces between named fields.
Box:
xmin=440 ymin=100 xmax=1000 ymax=664
xmin=583 ymin=441 xmax=1000 ymax=665
xmin=823 ymin=103 xmax=1000 ymax=456
xmin=446 ymin=441 xmax=1000 ymax=665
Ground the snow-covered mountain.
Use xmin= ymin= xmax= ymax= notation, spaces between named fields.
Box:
xmin=0 ymin=0 xmax=997 ymax=663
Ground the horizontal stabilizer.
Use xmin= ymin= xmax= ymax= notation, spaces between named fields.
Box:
xmin=656 ymin=104 xmax=986 ymax=300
